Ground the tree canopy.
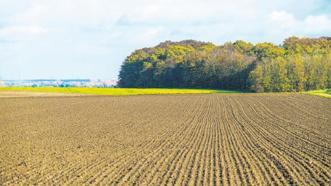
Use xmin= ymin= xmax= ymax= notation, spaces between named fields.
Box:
xmin=119 ymin=37 xmax=331 ymax=92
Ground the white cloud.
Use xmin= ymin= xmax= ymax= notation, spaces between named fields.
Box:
xmin=304 ymin=15 xmax=331 ymax=32
xmin=0 ymin=0 xmax=330 ymax=79
xmin=3 ymin=0 xmax=330 ymax=44
xmin=268 ymin=10 xmax=331 ymax=38
xmin=0 ymin=25 xmax=47 ymax=41
xmin=0 ymin=26 xmax=47 ymax=35
xmin=269 ymin=11 xmax=298 ymax=28
xmin=13 ymin=3 xmax=45 ymax=24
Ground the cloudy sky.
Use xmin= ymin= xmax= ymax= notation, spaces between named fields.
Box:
xmin=0 ymin=0 xmax=330 ymax=80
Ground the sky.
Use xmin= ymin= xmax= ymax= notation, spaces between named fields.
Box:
xmin=0 ymin=0 xmax=330 ymax=80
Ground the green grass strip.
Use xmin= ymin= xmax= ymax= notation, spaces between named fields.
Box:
xmin=0 ymin=87 xmax=240 ymax=96
xmin=303 ymin=89 xmax=331 ymax=98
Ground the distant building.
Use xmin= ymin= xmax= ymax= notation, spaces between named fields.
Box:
xmin=2 ymin=79 xmax=117 ymax=87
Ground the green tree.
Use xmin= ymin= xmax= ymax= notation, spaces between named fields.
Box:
xmin=119 ymin=37 xmax=331 ymax=92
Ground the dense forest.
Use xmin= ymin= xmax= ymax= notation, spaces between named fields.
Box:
xmin=118 ymin=37 xmax=331 ymax=92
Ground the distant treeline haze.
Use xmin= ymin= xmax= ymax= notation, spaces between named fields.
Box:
xmin=119 ymin=37 xmax=331 ymax=92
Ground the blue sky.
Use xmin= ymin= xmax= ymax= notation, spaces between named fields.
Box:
xmin=0 ymin=0 xmax=330 ymax=80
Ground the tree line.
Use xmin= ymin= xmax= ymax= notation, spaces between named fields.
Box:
xmin=118 ymin=37 xmax=331 ymax=92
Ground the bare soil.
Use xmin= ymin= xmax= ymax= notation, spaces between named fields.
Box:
xmin=0 ymin=94 xmax=330 ymax=185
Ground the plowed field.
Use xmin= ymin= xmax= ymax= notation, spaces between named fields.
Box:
xmin=0 ymin=94 xmax=330 ymax=185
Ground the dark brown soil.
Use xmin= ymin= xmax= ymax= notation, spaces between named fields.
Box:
xmin=0 ymin=94 xmax=330 ymax=185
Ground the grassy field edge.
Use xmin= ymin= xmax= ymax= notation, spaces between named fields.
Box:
xmin=0 ymin=87 xmax=241 ymax=96
xmin=302 ymin=89 xmax=331 ymax=98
